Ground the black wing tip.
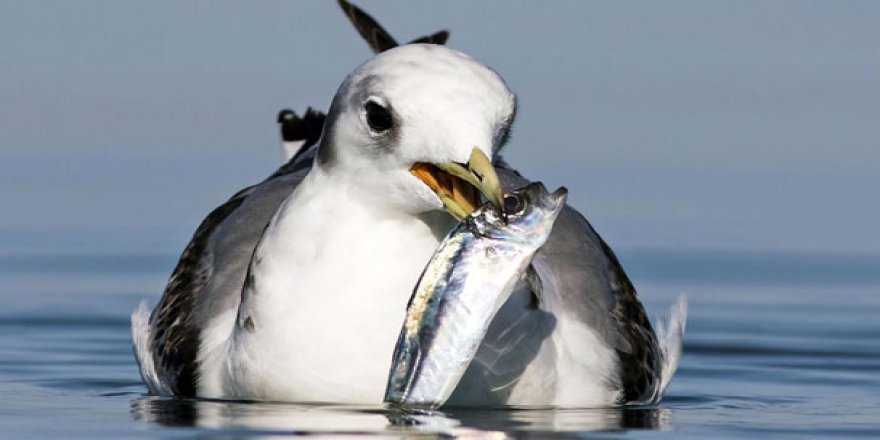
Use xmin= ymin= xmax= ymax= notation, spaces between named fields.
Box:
xmin=303 ymin=106 xmax=324 ymax=121
xmin=337 ymin=0 xmax=398 ymax=53
xmin=277 ymin=108 xmax=296 ymax=124
xmin=408 ymin=30 xmax=450 ymax=46
xmin=279 ymin=107 xmax=326 ymax=143
xmin=338 ymin=0 xmax=450 ymax=53
xmin=278 ymin=109 xmax=302 ymax=142
xmin=278 ymin=107 xmax=326 ymax=156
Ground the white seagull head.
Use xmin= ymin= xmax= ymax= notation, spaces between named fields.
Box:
xmin=316 ymin=44 xmax=516 ymax=219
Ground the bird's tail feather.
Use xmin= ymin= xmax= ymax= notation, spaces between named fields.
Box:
xmin=656 ymin=294 xmax=687 ymax=400
xmin=132 ymin=300 xmax=170 ymax=396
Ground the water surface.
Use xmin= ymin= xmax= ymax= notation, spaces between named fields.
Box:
xmin=2 ymin=250 xmax=878 ymax=438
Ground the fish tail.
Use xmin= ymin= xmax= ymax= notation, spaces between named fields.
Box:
xmin=656 ymin=294 xmax=687 ymax=401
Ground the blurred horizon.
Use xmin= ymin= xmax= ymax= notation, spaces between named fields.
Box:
xmin=1 ymin=1 xmax=878 ymax=257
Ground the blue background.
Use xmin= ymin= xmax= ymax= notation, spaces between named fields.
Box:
xmin=2 ymin=1 xmax=878 ymax=257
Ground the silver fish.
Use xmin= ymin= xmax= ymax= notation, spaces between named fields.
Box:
xmin=384 ymin=182 xmax=568 ymax=408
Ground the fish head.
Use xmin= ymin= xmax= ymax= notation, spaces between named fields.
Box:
xmin=471 ymin=182 xmax=567 ymax=247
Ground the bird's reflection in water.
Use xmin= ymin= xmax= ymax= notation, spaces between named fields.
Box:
xmin=132 ymin=396 xmax=671 ymax=436
xmin=131 ymin=397 xmax=389 ymax=435
xmin=388 ymin=405 xmax=671 ymax=435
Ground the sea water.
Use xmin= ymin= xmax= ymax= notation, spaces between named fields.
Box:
xmin=1 ymin=250 xmax=878 ymax=438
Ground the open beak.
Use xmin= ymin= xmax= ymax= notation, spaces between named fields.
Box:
xmin=410 ymin=147 xmax=504 ymax=220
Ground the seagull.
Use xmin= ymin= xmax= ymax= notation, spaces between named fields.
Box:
xmin=132 ymin=1 xmax=686 ymax=407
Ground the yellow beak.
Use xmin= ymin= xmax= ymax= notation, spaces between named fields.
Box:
xmin=410 ymin=147 xmax=504 ymax=220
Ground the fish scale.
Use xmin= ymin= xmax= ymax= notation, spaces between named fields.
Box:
xmin=385 ymin=182 xmax=568 ymax=408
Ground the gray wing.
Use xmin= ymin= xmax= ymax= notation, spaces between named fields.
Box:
xmin=494 ymin=158 xmax=662 ymax=404
xmin=147 ymin=111 xmax=325 ymax=397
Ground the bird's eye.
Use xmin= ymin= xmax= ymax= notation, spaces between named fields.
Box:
xmin=365 ymin=101 xmax=393 ymax=132
xmin=503 ymin=193 xmax=526 ymax=215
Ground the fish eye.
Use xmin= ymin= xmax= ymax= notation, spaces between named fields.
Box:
xmin=365 ymin=101 xmax=393 ymax=132
xmin=503 ymin=193 xmax=526 ymax=215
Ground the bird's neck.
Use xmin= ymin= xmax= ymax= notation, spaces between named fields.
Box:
xmin=224 ymin=167 xmax=455 ymax=401
xmin=256 ymin=165 xmax=450 ymax=259
xmin=250 ymin=166 xmax=451 ymax=296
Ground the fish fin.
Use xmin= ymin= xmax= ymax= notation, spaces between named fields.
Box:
xmin=656 ymin=294 xmax=688 ymax=400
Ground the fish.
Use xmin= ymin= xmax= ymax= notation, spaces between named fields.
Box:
xmin=384 ymin=182 xmax=568 ymax=408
